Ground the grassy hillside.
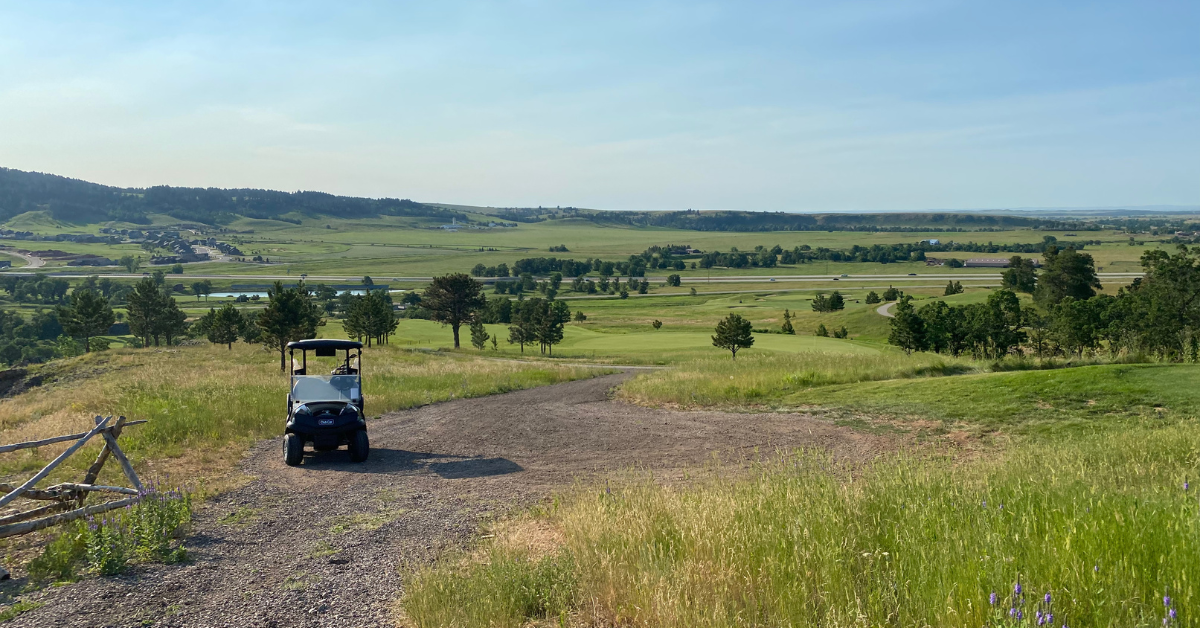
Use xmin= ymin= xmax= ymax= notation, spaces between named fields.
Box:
xmin=403 ymin=420 xmax=1199 ymax=627
xmin=0 ymin=344 xmax=605 ymax=487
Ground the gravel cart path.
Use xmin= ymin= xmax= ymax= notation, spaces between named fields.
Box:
xmin=9 ymin=371 xmax=896 ymax=628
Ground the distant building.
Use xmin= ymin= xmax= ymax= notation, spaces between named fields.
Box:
xmin=925 ymin=239 xmax=940 ymax=245
xmin=925 ymin=257 xmax=945 ymax=266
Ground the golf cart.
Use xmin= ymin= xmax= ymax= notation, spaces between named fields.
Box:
xmin=283 ymin=339 xmax=368 ymax=466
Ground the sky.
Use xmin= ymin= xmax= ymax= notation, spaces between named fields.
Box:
xmin=0 ymin=1 xmax=1196 ymax=211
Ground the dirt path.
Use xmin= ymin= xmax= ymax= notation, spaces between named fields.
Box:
xmin=9 ymin=372 xmax=897 ymax=628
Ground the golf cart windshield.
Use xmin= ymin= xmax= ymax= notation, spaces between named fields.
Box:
xmin=291 ymin=375 xmax=360 ymax=404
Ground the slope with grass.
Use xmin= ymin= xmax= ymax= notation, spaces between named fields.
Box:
xmin=0 ymin=344 xmax=604 ymax=487
xmin=403 ymin=422 xmax=1200 ymax=627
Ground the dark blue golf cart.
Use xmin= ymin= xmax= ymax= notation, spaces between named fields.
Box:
xmin=283 ymin=339 xmax=368 ymax=466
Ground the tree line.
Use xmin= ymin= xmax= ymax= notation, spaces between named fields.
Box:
xmin=0 ymin=166 xmax=461 ymax=225
xmin=888 ymin=245 xmax=1200 ymax=361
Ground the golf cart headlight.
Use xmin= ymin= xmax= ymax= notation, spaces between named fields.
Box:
xmin=295 ymin=404 xmax=311 ymax=415
xmin=340 ymin=404 xmax=359 ymax=417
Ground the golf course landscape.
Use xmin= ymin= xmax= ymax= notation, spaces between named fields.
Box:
xmin=0 ymin=170 xmax=1196 ymax=627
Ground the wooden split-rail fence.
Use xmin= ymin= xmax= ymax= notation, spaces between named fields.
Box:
xmin=0 ymin=415 xmax=146 ymax=577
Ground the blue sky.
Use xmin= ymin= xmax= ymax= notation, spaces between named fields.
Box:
xmin=1 ymin=1 xmax=1196 ymax=211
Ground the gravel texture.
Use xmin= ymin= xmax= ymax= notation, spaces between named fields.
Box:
xmin=6 ymin=371 xmax=896 ymax=627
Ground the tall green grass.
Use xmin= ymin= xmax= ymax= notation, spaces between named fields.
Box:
xmin=617 ymin=351 xmax=974 ymax=407
xmin=403 ymin=423 xmax=1200 ymax=627
xmin=0 ymin=344 xmax=604 ymax=479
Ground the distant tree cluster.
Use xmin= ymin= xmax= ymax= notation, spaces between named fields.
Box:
xmin=580 ymin=210 xmax=1089 ymax=233
xmin=507 ymin=298 xmax=571 ymax=355
xmin=341 ymin=290 xmax=397 ymax=347
xmin=0 ymin=276 xmax=71 ymax=304
xmin=888 ymin=245 xmax=1200 ymax=361
xmin=811 ymin=292 xmax=845 ymax=313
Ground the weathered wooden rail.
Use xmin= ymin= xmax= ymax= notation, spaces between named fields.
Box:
xmin=0 ymin=416 xmax=146 ymax=549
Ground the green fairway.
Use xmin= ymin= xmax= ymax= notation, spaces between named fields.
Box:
xmin=373 ymin=318 xmax=878 ymax=363
xmin=784 ymin=362 xmax=1200 ymax=435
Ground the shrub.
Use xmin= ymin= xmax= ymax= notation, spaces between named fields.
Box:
xmin=28 ymin=483 xmax=192 ymax=583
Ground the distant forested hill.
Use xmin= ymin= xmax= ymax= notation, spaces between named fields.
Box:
xmin=0 ymin=167 xmax=462 ymax=225
xmin=583 ymin=209 xmax=1086 ymax=232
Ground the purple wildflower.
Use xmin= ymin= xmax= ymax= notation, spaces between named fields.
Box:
xmin=990 ymin=592 xmax=997 ymax=605
xmin=1045 ymin=592 xmax=1052 ymax=604
xmin=1015 ymin=582 xmax=1023 ymax=595
xmin=1170 ymin=608 xmax=1177 ymax=619
xmin=1165 ymin=596 xmax=1171 ymax=607
xmin=1017 ymin=610 xmax=1024 ymax=620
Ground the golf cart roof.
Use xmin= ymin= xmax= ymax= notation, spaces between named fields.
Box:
xmin=287 ymin=339 xmax=363 ymax=350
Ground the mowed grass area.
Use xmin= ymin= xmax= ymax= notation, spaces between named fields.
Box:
xmin=0 ymin=344 xmax=605 ymax=486
xmin=374 ymin=316 xmax=881 ymax=364
xmin=784 ymin=363 xmax=1200 ymax=436
xmin=402 ymin=422 xmax=1200 ymax=628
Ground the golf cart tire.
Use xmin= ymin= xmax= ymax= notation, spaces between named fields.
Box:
xmin=283 ymin=433 xmax=304 ymax=466
xmin=349 ymin=430 xmax=369 ymax=463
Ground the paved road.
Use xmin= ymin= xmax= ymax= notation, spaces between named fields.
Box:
xmin=8 ymin=372 xmax=897 ymax=628
xmin=877 ymin=301 xmax=897 ymax=318
xmin=0 ymin=250 xmax=43 ymax=268
xmin=0 ymin=270 xmax=1145 ymax=284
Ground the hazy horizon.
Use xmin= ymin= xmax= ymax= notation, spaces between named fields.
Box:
xmin=2 ymin=2 xmax=1196 ymax=212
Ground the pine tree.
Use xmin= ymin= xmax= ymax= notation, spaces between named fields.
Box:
xmin=781 ymin=309 xmax=795 ymax=335
xmin=257 ymin=281 xmax=325 ymax=370
xmin=470 ymin=319 xmax=490 ymax=350
xmin=712 ymin=313 xmax=754 ymax=360
xmin=57 ymin=288 xmax=115 ymax=352
xmin=424 ymin=274 xmax=486 ymax=348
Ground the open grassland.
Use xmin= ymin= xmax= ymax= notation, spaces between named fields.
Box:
xmin=2 ymin=210 xmax=1175 ymax=278
xmin=0 ymin=344 xmax=603 ymax=485
xmin=402 ymin=422 xmax=1200 ymax=628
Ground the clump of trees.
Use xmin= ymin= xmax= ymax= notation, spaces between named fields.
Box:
xmin=507 ymin=298 xmax=571 ymax=355
xmin=342 ymin=290 xmax=397 ymax=346
xmin=811 ymin=292 xmax=845 ymax=312
xmin=888 ymin=245 xmax=1200 ymax=361
xmin=127 ymin=278 xmax=188 ymax=347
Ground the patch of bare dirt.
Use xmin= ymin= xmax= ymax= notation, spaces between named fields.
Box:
xmin=5 ymin=371 xmax=902 ymax=628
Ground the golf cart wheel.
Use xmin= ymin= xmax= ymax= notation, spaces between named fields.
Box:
xmin=283 ymin=433 xmax=304 ymax=466
xmin=349 ymin=430 xmax=369 ymax=463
